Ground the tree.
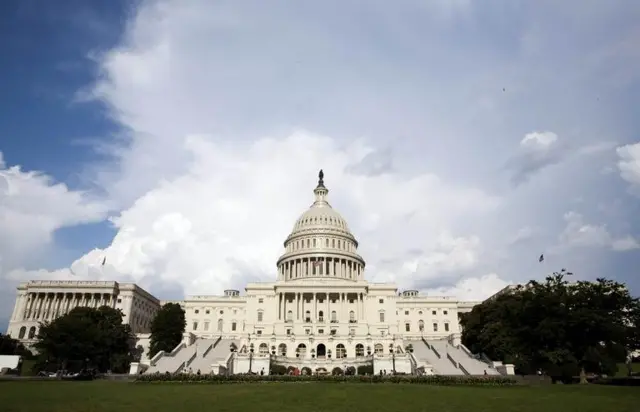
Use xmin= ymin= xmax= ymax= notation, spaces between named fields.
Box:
xmin=0 ymin=334 xmax=34 ymax=358
xmin=461 ymin=270 xmax=640 ymax=382
xmin=149 ymin=302 xmax=186 ymax=358
xmin=34 ymin=306 xmax=134 ymax=373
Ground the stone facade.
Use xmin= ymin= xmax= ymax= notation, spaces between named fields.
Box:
xmin=7 ymin=171 xmax=492 ymax=375
xmin=6 ymin=280 xmax=160 ymax=347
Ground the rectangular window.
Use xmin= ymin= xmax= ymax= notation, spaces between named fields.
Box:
xmin=305 ymin=329 xmax=310 ymax=335
xmin=379 ymin=312 xmax=385 ymax=322
xmin=318 ymin=329 xmax=324 ymax=334
xmin=405 ymin=323 xmax=410 ymax=332
xmin=286 ymin=329 xmax=291 ymax=335
xmin=204 ymin=322 xmax=209 ymax=331
xmin=231 ymin=322 xmax=236 ymax=331
xmin=193 ymin=322 xmax=198 ymax=331
xmin=330 ymin=329 xmax=336 ymax=335
xmin=443 ymin=310 xmax=448 ymax=315
xmin=205 ymin=310 xmax=210 ymax=314
xmin=256 ymin=330 xmax=262 ymax=335
xmin=432 ymin=310 xmax=436 ymax=315
xmin=257 ymin=311 xmax=263 ymax=322
xmin=404 ymin=310 xmax=409 ymax=315
xmin=379 ymin=298 xmax=384 ymax=303
xmin=258 ymin=298 xmax=264 ymax=303
xmin=433 ymin=323 xmax=438 ymax=332
xmin=195 ymin=309 xmax=199 ymax=314
xmin=444 ymin=323 xmax=450 ymax=332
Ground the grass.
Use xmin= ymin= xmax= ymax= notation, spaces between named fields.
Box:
xmin=1 ymin=381 xmax=639 ymax=412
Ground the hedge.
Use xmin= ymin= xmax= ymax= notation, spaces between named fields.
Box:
xmin=592 ymin=377 xmax=640 ymax=386
xmin=135 ymin=373 xmax=517 ymax=386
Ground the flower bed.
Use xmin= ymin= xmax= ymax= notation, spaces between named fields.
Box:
xmin=135 ymin=373 xmax=517 ymax=386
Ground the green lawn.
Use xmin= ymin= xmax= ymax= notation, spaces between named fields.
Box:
xmin=1 ymin=381 xmax=639 ymax=412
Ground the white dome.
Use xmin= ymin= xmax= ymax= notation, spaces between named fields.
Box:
xmin=277 ymin=170 xmax=365 ymax=282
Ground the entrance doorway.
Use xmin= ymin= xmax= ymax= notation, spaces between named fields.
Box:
xmin=317 ymin=343 xmax=326 ymax=358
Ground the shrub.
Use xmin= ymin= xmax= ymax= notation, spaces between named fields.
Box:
xmin=592 ymin=377 xmax=640 ymax=386
xmin=135 ymin=373 xmax=517 ymax=386
xmin=270 ymin=364 xmax=288 ymax=375
xmin=357 ymin=365 xmax=373 ymax=375
xmin=332 ymin=367 xmax=343 ymax=376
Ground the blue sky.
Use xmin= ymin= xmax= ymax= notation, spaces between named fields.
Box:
xmin=1 ymin=0 xmax=640 ymax=332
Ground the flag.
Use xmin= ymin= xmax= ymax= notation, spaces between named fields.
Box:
xmin=102 ymin=257 xmax=106 ymax=266
xmin=538 ymin=254 xmax=544 ymax=263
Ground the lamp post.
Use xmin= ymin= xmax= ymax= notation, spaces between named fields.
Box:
xmin=249 ymin=343 xmax=255 ymax=374
xmin=389 ymin=344 xmax=396 ymax=375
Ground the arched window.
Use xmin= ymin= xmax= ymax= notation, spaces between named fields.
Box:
xmin=318 ymin=311 xmax=324 ymax=322
xmin=217 ymin=319 xmax=223 ymax=332
xmin=28 ymin=326 xmax=36 ymax=339
xmin=419 ymin=320 xmax=425 ymax=332
xmin=331 ymin=311 xmax=337 ymax=322
xmin=374 ymin=343 xmax=383 ymax=355
xmin=278 ymin=343 xmax=287 ymax=356
xmin=355 ymin=344 xmax=364 ymax=357
xmin=325 ymin=238 xmax=329 ymax=247
xmin=18 ymin=327 xmax=26 ymax=339
xmin=305 ymin=311 xmax=311 ymax=322
xmin=349 ymin=310 xmax=355 ymax=322
xmin=257 ymin=310 xmax=263 ymax=322
xmin=296 ymin=343 xmax=307 ymax=357
xmin=287 ymin=310 xmax=293 ymax=322
xmin=259 ymin=343 xmax=269 ymax=355
xmin=336 ymin=344 xmax=346 ymax=359
xmin=379 ymin=311 xmax=385 ymax=323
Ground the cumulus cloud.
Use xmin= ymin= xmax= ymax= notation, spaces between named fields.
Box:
xmin=506 ymin=131 xmax=567 ymax=186
xmin=4 ymin=0 xmax=640 ymax=318
xmin=7 ymin=133 xmax=503 ymax=299
xmin=558 ymin=211 xmax=639 ymax=251
xmin=617 ymin=142 xmax=640 ymax=194
xmin=0 ymin=151 xmax=109 ymax=319
xmin=0 ymin=153 xmax=108 ymax=267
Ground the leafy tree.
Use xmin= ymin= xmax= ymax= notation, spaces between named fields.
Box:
xmin=0 ymin=333 xmax=34 ymax=359
xmin=149 ymin=302 xmax=186 ymax=358
xmin=461 ymin=270 xmax=640 ymax=382
xmin=34 ymin=306 xmax=134 ymax=373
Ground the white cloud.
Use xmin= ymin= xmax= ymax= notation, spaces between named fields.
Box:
xmin=559 ymin=211 xmax=639 ymax=251
xmin=4 ymin=0 xmax=640 ymax=318
xmin=8 ymin=133 xmax=504 ymax=299
xmin=0 ymin=153 xmax=108 ymax=267
xmin=423 ymin=273 xmax=510 ymax=301
xmin=617 ymin=142 xmax=640 ymax=193
xmin=506 ymin=131 xmax=567 ymax=185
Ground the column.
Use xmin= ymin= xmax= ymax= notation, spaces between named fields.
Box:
xmin=283 ymin=293 xmax=287 ymax=321
xmin=326 ymin=293 xmax=330 ymax=322
xmin=313 ymin=293 xmax=317 ymax=321
xmin=278 ymin=293 xmax=282 ymax=320
xmin=36 ymin=295 xmax=44 ymax=319
xmin=296 ymin=293 xmax=300 ymax=320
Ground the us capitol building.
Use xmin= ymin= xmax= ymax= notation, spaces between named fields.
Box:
xmin=6 ymin=171 xmax=514 ymax=376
